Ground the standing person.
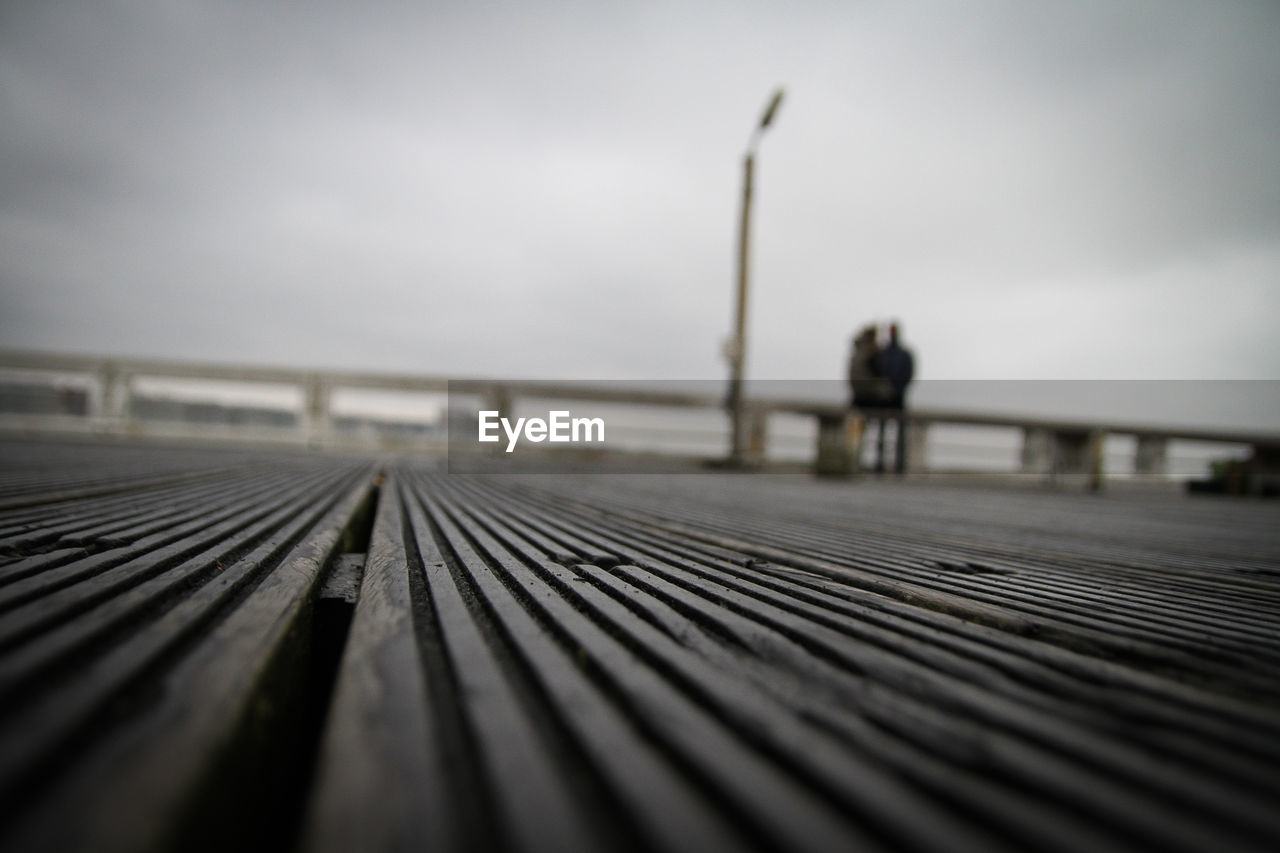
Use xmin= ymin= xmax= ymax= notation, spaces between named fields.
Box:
xmin=846 ymin=324 xmax=887 ymax=473
xmin=846 ymin=324 xmax=883 ymax=410
xmin=874 ymin=322 xmax=915 ymax=474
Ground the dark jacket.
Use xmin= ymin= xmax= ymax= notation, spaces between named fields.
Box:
xmin=876 ymin=343 xmax=914 ymax=398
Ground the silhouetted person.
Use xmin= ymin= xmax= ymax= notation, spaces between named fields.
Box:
xmin=873 ymin=322 xmax=915 ymax=474
xmin=847 ymin=323 xmax=891 ymax=474
xmin=846 ymin=324 xmax=885 ymax=410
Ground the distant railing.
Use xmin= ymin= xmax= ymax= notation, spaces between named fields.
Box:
xmin=2 ymin=349 xmax=1277 ymax=491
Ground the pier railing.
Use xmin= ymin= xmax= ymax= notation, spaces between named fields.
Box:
xmin=1 ymin=349 xmax=1276 ymax=490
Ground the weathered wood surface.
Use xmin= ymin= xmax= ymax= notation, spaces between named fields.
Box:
xmin=1 ymin=440 xmax=1278 ymax=852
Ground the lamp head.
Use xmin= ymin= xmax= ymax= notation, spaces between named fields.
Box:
xmin=759 ymin=88 xmax=785 ymax=129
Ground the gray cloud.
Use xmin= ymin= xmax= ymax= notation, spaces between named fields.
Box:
xmin=2 ymin=0 xmax=1278 ymax=387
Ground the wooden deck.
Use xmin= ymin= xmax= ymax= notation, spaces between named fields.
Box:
xmin=1 ymin=439 xmax=1278 ymax=852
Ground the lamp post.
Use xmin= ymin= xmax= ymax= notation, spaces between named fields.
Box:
xmin=727 ymin=87 xmax=785 ymax=466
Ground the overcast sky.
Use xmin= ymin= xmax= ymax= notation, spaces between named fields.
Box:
xmin=2 ymin=0 xmax=1278 ymax=386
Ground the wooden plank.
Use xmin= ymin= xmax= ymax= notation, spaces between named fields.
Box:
xmin=0 ymin=448 xmax=375 ymax=852
xmin=2 ymin=440 xmax=1279 ymax=853
xmin=301 ymin=473 xmax=465 ymax=853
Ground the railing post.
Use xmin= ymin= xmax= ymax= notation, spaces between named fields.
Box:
xmin=94 ymin=361 xmax=130 ymax=434
xmin=1134 ymin=435 xmax=1168 ymax=478
xmin=304 ymin=373 xmax=331 ymax=446
xmin=814 ymin=412 xmax=854 ymax=477
xmin=481 ymin=385 xmax=512 ymax=454
xmin=1020 ymin=427 xmax=1053 ymax=477
xmin=1041 ymin=428 xmax=1105 ymax=490
xmin=745 ymin=409 xmax=768 ymax=467
xmin=907 ymin=420 xmax=929 ymax=474
xmin=1086 ymin=429 xmax=1106 ymax=492
xmin=482 ymin=385 xmax=512 ymax=421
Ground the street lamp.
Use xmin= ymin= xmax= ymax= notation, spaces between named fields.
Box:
xmin=726 ymin=87 xmax=785 ymax=466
